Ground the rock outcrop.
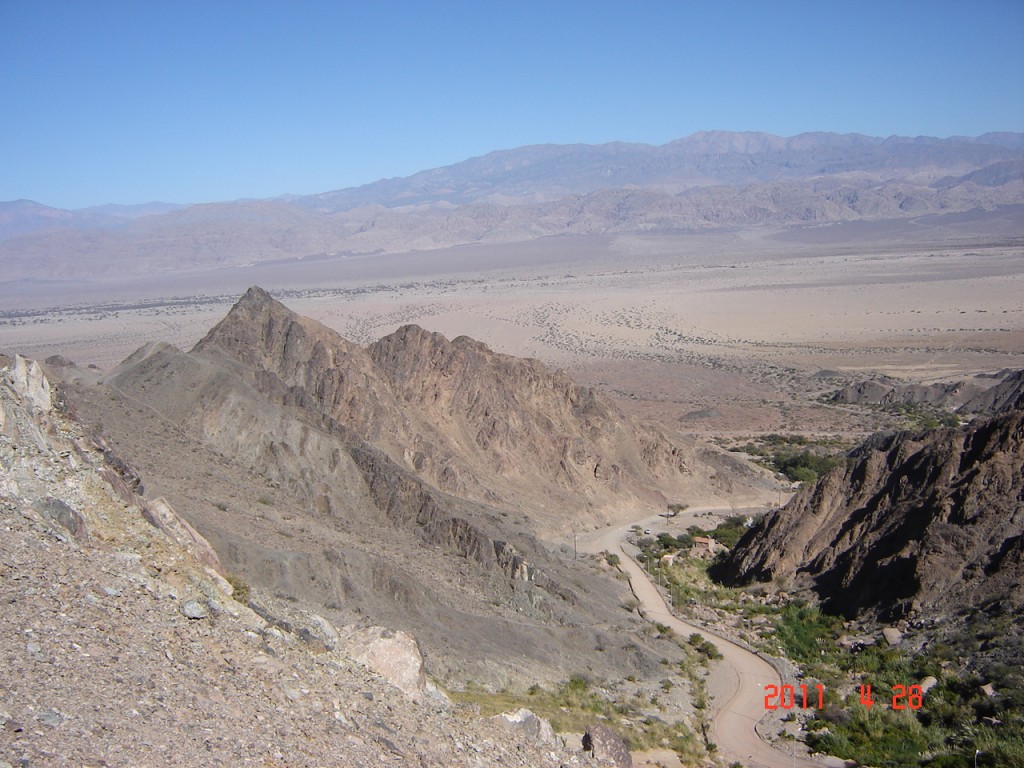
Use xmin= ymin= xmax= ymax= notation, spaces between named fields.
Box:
xmin=960 ymin=368 xmax=1024 ymax=415
xmin=491 ymin=708 xmax=558 ymax=747
xmin=583 ymin=723 xmax=633 ymax=768
xmin=718 ymin=410 xmax=1024 ymax=627
xmin=338 ymin=625 xmax=448 ymax=705
xmin=8 ymin=354 xmax=51 ymax=414
xmin=830 ymin=368 xmax=1024 ymax=416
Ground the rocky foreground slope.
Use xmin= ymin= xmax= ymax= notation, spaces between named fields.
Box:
xmin=55 ymin=288 xmax=748 ymax=685
xmin=717 ymin=407 xmax=1024 ymax=641
xmin=1 ymin=355 xmax=605 ymax=767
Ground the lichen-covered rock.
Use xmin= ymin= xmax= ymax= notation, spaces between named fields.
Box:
xmin=32 ymin=497 xmax=89 ymax=542
xmin=179 ymin=599 xmax=209 ymax=619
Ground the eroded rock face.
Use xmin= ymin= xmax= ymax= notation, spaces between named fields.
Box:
xmin=143 ymin=497 xmax=224 ymax=573
xmin=8 ymin=355 xmax=51 ymax=415
xmin=719 ymin=410 xmax=1024 ymax=626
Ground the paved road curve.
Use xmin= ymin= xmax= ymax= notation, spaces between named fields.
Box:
xmin=577 ymin=510 xmax=835 ymax=768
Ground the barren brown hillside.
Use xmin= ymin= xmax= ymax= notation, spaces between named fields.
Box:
xmin=56 ymin=288 xmax=767 ymax=686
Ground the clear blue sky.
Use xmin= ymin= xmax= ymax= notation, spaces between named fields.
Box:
xmin=2 ymin=1 xmax=1023 ymax=209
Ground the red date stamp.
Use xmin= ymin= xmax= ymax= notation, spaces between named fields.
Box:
xmin=763 ymin=683 xmax=923 ymax=710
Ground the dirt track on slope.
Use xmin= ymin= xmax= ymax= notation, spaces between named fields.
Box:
xmin=578 ymin=511 xmax=836 ymax=768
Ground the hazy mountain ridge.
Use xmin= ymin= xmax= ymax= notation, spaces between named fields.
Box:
xmin=0 ymin=199 xmax=185 ymax=240
xmin=301 ymin=130 xmax=1024 ymax=213
xmin=1 ymin=130 xmax=1021 ymax=280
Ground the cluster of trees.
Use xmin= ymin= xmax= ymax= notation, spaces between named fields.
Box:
xmin=769 ymin=450 xmax=841 ymax=483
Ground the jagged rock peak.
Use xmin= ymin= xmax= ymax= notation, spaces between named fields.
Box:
xmin=6 ymin=354 xmax=52 ymax=414
xmin=239 ymin=284 xmax=275 ymax=304
xmin=374 ymin=323 xmax=500 ymax=358
xmin=117 ymin=288 xmax=770 ymax=537
xmin=192 ymin=286 xmax=362 ymax=375
xmin=212 ymin=284 xmax=298 ymax=330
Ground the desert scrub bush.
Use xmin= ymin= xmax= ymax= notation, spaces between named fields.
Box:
xmin=686 ymin=633 xmax=723 ymax=661
xmin=769 ymin=450 xmax=841 ymax=483
xmin=687 ymin=515 xmax=750 ymax=548
xmin=605 ymin=551 xmax=621 ymax=567
xmin=880 ymin=401 xmax=960 ymax=430
xmin=807 ymin=706 xmax=939 ymax=766
xmin=225 ymin=573 xmax=251 ymax=604
xmin=450 ymin=675 xmax=703 ymax=762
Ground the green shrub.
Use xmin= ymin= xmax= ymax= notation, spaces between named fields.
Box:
xmin=775 ymin=602 xmax=839 ymax=664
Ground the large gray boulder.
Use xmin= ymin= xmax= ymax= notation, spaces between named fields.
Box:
xmin=339 ymin=626 xmax=447 ymax=704
xmin=490 ymin=708 xmax=557 ymax=746
xmin=583 ymin=723 xmax=632 ymax=767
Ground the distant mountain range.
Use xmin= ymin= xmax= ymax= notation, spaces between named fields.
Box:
xmin=2 ymin=131 xmax=1022 ymax=279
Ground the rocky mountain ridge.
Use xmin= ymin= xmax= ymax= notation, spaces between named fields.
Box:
xmin=56 ymin=288 xmax=732 ymax=685
xmin=717 ymin=408 xmax=1024 ymax=641
xmin=186 ymin=286 xmax=762 ymax=525
xmin=1 ymin=355 xmax=594 ymax=766
xmin=2 ymin=130 xmax=1021 ymax=279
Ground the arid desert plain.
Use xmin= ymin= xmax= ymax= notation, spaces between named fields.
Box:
xmin=3 ymin=213 xmax=1021 ymax=440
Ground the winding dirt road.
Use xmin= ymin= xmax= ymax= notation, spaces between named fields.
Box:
xmin=577 ymin=510 xmax=835 ymax=768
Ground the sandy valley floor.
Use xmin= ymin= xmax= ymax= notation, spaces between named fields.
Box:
xmin=2 ymin=219 xmax=1022 ymax=438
